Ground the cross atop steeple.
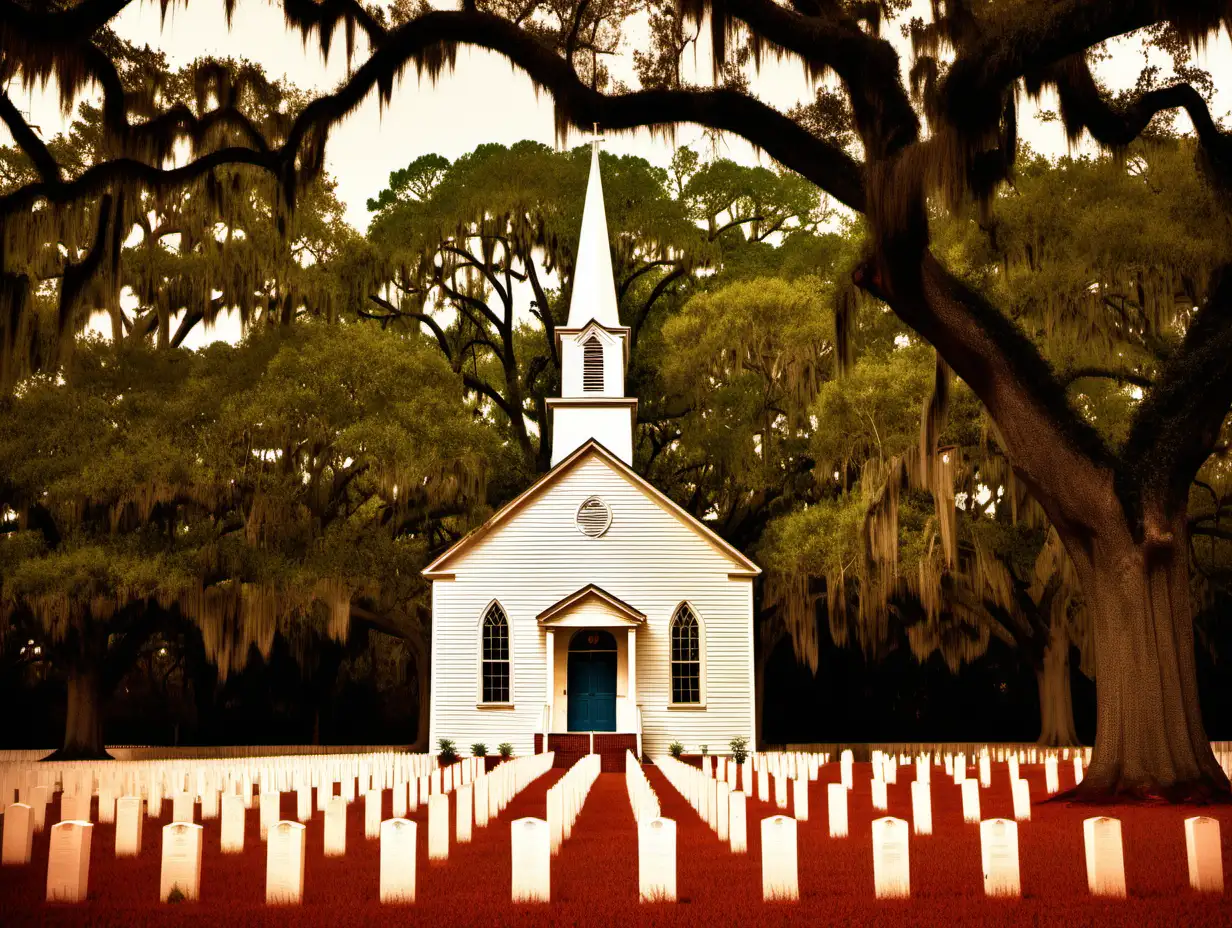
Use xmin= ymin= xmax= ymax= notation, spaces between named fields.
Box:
xmin=586 ymin=122 xmax=605 ymax=151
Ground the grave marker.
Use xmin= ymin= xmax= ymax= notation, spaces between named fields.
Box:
xmin=456 ymin=783 xmax=473 ymax=844
xmin=1083 ymin=816 xmax=1127 ymax=898
xmin=2 ymin=802 xmax=34 ymax=865
xmin=828 ymin=783 xmax=849 ymax=838
xmin=115 ymin=796 xmax=144 ymax=857
xmin=1184 ymin=816 xmax=1223 ymax=893
xmin=761 ymin=815 xmax=799 ymax=901
xmin=220 ymin=794 xmax=245 ymax=854
xmin=1011 ymin=778 xmax=1031 ymax=822
xmin=428 ymin=793 xmax=449 ymax=861
xmin=46 ymin=821 xmax=93 ymax=903
xmin=160 ymin=822 xmax=203 ymax=902
xmin=792 ymin=777 xmax=809 ymax=821
xmin=910 ymin=780 xmax=932 ymax=835
xmin=511 ymin=817 xmax=550 ymax=902
xmin=324 ymin=796 xmax=347 ymax=857
xmin=961 ymin=780 xmax=981 ymax=824
xmin=729 ymin=790 xmax=748 ymax=853
xmin=266 ymin=821 xmax=306 ymax=905
xmin=638 ymin=817 xmax=676 ymax=902
xmin=380 ymin=818 xmax=417 ymax=903
xmin=871 ymin=777 xmax=888 ymax=811
xmin=872 ymin=816 xmax=910 ymax=899
xmin=980 ymin=819 xmax=1021 ymax=897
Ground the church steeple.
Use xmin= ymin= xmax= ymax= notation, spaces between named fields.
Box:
xmin=547 ymin=129 xmax=638 ymax=467
xmin=567 ymin=133 xmax=621 ymax=329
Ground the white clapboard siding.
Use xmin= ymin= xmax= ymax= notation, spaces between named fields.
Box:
xmin=429 ymin=451 xmax=755 ymax=757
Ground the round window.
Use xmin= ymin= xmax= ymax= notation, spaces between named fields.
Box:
xmin=576 ymin=496 xmax=612 ymax=538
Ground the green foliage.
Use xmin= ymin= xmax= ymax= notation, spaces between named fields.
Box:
xmin=437 ymin=738 xmax=458 ymax=764
xmin=729 ymin=736 xmax=748 ymax=765
xmin=497 ymin=742 xmax=513 ymax=759
xmin=470 ymin=742 xmax=488 ymax=757
xmin=668 ymin=741 xmax=684 ymax=758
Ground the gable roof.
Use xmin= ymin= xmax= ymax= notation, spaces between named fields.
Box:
xmin=422 ymin=438 xmax=761 ymax=579
xmin=536 ymin=584 xmax=646 ymax=626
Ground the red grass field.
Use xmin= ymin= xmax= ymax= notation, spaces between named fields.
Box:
xmin=1 ymin=761 xmax=1230 ymax=927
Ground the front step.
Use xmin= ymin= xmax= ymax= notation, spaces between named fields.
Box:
xmin=534 ymin=732 xmax=638 ymax=771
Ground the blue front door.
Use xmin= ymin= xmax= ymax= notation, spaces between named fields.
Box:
xmin=566 ymin=631 xmax=617 ymax=731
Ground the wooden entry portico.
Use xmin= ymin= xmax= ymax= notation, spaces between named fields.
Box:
xmin=536 ymin=584 xmax=643 ymax=770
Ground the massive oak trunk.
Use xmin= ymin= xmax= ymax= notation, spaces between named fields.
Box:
xmin=54 ymin=665 xmax=110 ymax=761
xmin=1036 ymin=624 xmax=1079 ymax=747
xmin=409 ymin=636 xmax=431 ymax=754
xmin=1067 ymin=514 xmax=1229 ymax=801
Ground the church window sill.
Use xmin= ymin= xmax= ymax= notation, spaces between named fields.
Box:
xmin=666 ymin=703 xmax=707 ymax=710
xmin=476 ymin=702 xmax=516 ymax=710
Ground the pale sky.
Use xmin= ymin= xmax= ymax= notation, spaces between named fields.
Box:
xmin=3 ymin=1 xmax=1230 ymax=347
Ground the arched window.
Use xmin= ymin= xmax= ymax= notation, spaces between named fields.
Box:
xmin=670 ymin=604 xmax=701 ymax=704
xmin=582 ymin=334 xmax=604 ymax=392
xmin=481 ymin=603 xmax=510 ymax=703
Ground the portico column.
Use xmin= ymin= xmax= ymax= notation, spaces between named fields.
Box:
xmin=627 ymin=628 xmax=637 ymax=714
xmin=545 ymin=630 xmax=555 ymax=733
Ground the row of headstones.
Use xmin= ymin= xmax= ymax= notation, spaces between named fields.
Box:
xmin=653 ymin=752 xmax=1225 ymax=899
xmin=0 ymin=752 xmax=445 ymax=825
xmin=625 ymin=750 xmax=661 ymax=823
xmin=7 ymin=752 xmax=559 ymax=904
xmin=546 ymin=754 xmax=599 ymax=856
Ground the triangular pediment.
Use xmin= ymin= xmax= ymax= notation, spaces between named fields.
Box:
xmin=536 ymin=584 xmax=646 ymax=627
xmin=422 ymin=439 xmax=761 ymax=579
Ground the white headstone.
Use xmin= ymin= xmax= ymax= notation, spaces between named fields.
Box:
xmin=324 ymin=796 xmax=347 ymax=857
xmin=220 ymin=794 xmax=245 ymax=854
xmin=473 ymin=775 xmax=487 ymax=827
xmin=380 ymin=818 xmax=417 ymax=903
xmin=757 ymin=767 xmax=770 ymax=803
xmin=772 ymin=773 xmax=788 ymax=810
xmin=915 ymin=756 xmax=929 ymax=783
xmin=961 ymin=779 xmax=981 ymax=823
xmin=729 ymin=790 xmax=748 ymax=853
xmin=1011 ymin=777 xmax=1031 ymax=821
xmin=340 ymin=775 xmax=356 ymax=804
xmin=910 ymin=779 xmax=932 ymax=835
xmin=716 ymin=780 xmax=731 ymax=842
xmin=428 ymin=793 xmax=449 ymax=861
xmin=46 ymin=820 xmax=93 ymax=903
xmin=511 ymin=817 xmax=550 ymax=902
xmin=1073 ymin=756 xmax=1084 ymax=785
xmin=1045 ymin=756 xmax=1059 ymax=795
xmin=1008 ymin=755 xmax=1020 ymax=782
xmin=1184 ymin=816 xmax=1223 ymax=893
xmin=980 ymin=818 xmax=1021 ymax=897
xmin=148 ymin=780 xmax=163 ymax=818
xmin=296 ymin=785 xmax=312 ymax=822
xmin=265 ymin=821 xmax=306 ymax=905
xmin=392 ymin=782 xmax=408 ymax=820
xmin=30 ymin=785 xmax=49 ymax=832
xmin=113 ymin=796 xmax=143 ymax=857
xmin=840 ymin=750 xmax=854 ymax=789
xmin=978 ymin=754 xmax=992 ymax=787
xmin=60 ymin=792 xmax=90 ymax=823
xmin=160 ymin=822 xmax=203 ymax=902
xmin=2 ymin=802 xmax=34 ymax=865
xmin=97 ymin=788 xmax=115 ymax=825
xmin=172 ymin=791 xmax=195 ymax=825
xmin=760 ymin=815 xmax=799 ymax=901
xmin=638 ymin=817 xmax=676 ymax=902
xmin=259 ymin=791 xmax=280 ymax=840
xmin=872 ymin=816 xmax=911 ymax=898
xmin=871 ymin=777 xmax=888 ymax=811
xmin=1083 ymin=816 xmax=1127 ymax=897
xmin=365 ymin=789 xmax=383 ymax=840
xmin=828 ymin=782 xmax=849 ymax=838
xmin=456 ymin=783 xmax=473 ymax=844
xmin=791 ymin=777 xmax=809 ymax=821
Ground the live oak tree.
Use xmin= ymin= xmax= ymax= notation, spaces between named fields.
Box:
xmin=3 ymin=0 xmax=1232 ymax=797
xmin=362 ymin=140 xmax=820 ymax=475
xmin=0 ymin=323 xmax=491 ymax=757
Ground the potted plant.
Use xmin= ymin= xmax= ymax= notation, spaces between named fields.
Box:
xmin=668 ymin=741 xmax=684 ymax=759
xmin=438 ymin=738 xmax=458 ymax=765
xmin=729 ymin=735 xmax=748 ymax=766
xmin=498 ymin=742 xmax=514 ymax=760
xmin=471 ymin=743 xmax=488 ymax=757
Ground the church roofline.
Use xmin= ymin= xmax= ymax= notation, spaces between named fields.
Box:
xmin=554 ymin=321 xmax=631 ymax=364
xmin=536 ymin=584 xmax=647 ymax=626
xmin=421 ymin=438 xmax=762 ymax=579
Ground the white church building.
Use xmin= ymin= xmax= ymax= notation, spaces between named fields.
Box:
xmin=424 ymin=139 xmax=759 ymax=769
